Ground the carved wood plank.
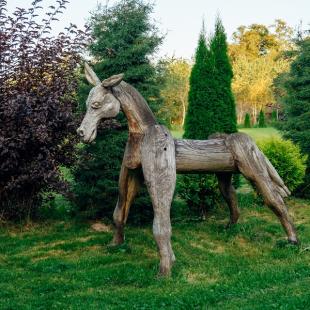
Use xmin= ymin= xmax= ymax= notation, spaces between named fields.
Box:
xmin=175 ymin=138 xmax=237 ymax=173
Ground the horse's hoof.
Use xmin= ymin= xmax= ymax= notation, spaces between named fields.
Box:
xmin=158 ymin=266 xmax=171 ymax=277
xmin=288 ymin=237 xmax=299 ymax=245
xmin=225 ymin=221 xmax=237 ymax=229
xmin=158 ymin=258 xmax=172 ymax=277
xmin=111 ymin=235 xmax=124 ymax=246
xmin=169 ymin=249 xmax=176 ymax=264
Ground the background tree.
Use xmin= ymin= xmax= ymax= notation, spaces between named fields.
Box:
xmin=0 ymin=0 xmax=88 ymax=220
xmin=88 ymin=0 xmax=163 ymax=109
xmin=73 ymin=0 xmax=163 ymax=223
xmin=280 ymin=37 xmax=310 ymax=197
xmin=179 ymin=19 xmax=237 ymax=217
xmin=158 ymin=57 xmax=191 ymax=128
xmin=230 ymin=20 xmax=294 ymax=124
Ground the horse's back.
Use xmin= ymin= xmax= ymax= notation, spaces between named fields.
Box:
xmin=175 ymin=138 xmax=236 ymax=173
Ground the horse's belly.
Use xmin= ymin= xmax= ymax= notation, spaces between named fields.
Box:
xmin=175 ymin=138 xmax=236 ymax=173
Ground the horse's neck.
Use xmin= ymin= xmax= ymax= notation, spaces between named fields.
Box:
xmin=112 ymin=82 xmax=157 ymax=134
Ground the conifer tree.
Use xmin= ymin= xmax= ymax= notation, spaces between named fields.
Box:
xmin=183 ymin=18 xmax=237 ymax=138
xmin=281 ymin=38 xmax=310 ymax=197
xmin=212 ymin=18 xmax=240 ymax=193
xmin=178 ymin=19 xmax=237 ymax=216
xmin=180 ymin=27 xmax=216 ymax=217
xmin=258 ymin=110 xmax=266 ymax=128
xmin=179 ymin=19 xmax=238 ymax=217
xmin=210 ymin=17 xmax=237 ymax=134
xmin=244 ymin=113 xmax=251 ymax=128
xmin=73 ymin=0 xmax=163 ymax=223
xmin=184 ymin=26 xmax=216 ymax=139
xmin=271 ymin=110 xmax=278 ymax=123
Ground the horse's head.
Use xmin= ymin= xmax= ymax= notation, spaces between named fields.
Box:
xmin=77 ymin=63 xmax=123 ymax=143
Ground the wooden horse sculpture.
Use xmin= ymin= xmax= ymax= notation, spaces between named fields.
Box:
xmin=77 ymin=63 xmax=298 ymax=276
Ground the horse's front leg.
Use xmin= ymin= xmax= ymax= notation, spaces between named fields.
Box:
xmin=111 ymin=163 xmax=141 ymax=245
xmin=141 ymin=125 xmax=176 ymax=276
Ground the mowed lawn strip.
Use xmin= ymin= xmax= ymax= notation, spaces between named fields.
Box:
xmin=171 ymin=127 xmax=281 ymax=141
xmin=0 ymin=196 xmax=310 ymax=309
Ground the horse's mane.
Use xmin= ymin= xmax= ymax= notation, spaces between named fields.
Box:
xmin=112 ymin=81 xmax=158 ymax=130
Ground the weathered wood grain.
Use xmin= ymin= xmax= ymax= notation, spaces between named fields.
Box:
xmin=216 ymin=172 xmax=240 ymax=226
xmin=175 ymin=138 xmax=236 ymax=173
xmin=112 ymin=82 xmax=158 ymax=134
xmin=225 ymin=133 xmax=290 ymax=199
xmin=123 ymin=133 xmax=144 ymax=169
xmin=112 ymin=164 xmax=142 ymax=245
xmin=141 ymin=125 xmax=176 ymax=276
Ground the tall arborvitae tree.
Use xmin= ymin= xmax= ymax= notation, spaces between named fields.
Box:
xmin=73 ymin=0 xmax=163 ymax=223
xmin=184 ymin=27 xmax=216 ymax=139
xmin=244 ymin=113 xmax=251 ymax=128
xmin=179 ymin=19 xmax=238 ymax=217
xmin=211 ymin=17 xmax=237 ymax=134
xmin=211 ymin=17 xmax=239 ymax=189
xmin=184 ymin=18 xmax=237 ymax=139
xmin=258 ymin=109 xmax=266 ymax=127
xmin=180 ymin=26 xmax=218 ymax=218
xmin=281 ymin=38 xmax=310 ymax=197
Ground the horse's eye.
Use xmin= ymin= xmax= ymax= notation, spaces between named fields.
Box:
xmin=91 ymin=102 xmax=102 ymax=109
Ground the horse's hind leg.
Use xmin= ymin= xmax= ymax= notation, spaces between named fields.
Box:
xmin=252 ymin=179 xmax=298 ymax=244
xmin=216 ymin=172 xmax=240 ymax=226
xmin=141 ymin=125 xmax=176 ymax=276
xmin=112 ymin=164 xmax=141 ymax=245
xmin=225 ymin=133 xmax=298 ymax=244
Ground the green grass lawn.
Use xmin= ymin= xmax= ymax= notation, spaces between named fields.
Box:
xmin=1 ymin=195 xmax=310 ymax=309
xmin=171 ymin=127 xmax=281 ymax=141
xmin=239 ymin=127 xmax=281 ymax=141
xmin=171 ymin=129 xmax=184 ymax=139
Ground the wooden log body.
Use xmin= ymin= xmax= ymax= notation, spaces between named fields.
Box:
xmin=175 ymin=138 xmax=237 ymax=173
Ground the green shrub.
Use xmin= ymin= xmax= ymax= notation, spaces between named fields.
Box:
xmin=177 ymin=175 xmax=220 ymax=218
xmin=257 ymin=137 xmax=307 ymax=193
xmin=39 ymin=192 xmax=74 ymax=220
xmin=244 ymin=113 xmax=251 ymax=128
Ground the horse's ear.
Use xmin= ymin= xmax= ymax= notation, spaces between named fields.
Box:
xmin=84 ymin=62 xmax=101 ymax=86
xmin=102 ymin=74 xmax=124 ymax=88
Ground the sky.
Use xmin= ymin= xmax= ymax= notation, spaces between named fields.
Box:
xmin=6 ymin=0 xmax=310 ymax=60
